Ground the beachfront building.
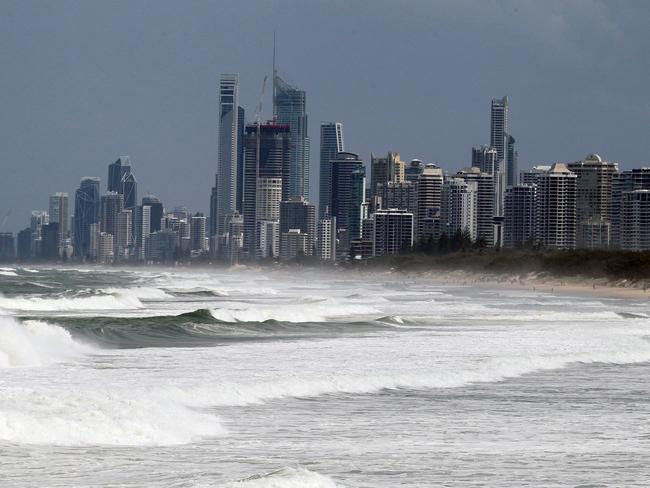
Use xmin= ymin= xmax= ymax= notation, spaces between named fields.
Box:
xmin=567 ymin=154 xmax=618 ymax=249
xmin=504 ymin=184 xmax=537 ymax=249
xmin=535 ymin=163 xmax=577 ymax=250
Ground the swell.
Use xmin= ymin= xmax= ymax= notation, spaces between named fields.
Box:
xmin=42 ymin=309 xmax=394 ymax=349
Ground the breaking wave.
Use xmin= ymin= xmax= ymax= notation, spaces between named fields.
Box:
xmin=0 ymin=385 xmax=226 ymax=446
xmin=0 ymin=316 xmax=95 ymax=367
xmin=99 ymin=286 xmax=173 ymax=300
xmin=0 ymin=293 xmax=143 ymax=312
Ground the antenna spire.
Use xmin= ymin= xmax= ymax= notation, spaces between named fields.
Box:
xmin=272 ymin=31 xmax=277 ymax=120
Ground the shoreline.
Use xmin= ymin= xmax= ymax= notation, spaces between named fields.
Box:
xmin=403 ymin=269 xmax=650 ymax=301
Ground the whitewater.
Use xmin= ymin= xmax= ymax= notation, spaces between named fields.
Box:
xmin=1 ymin=266 xmax=650 ymax=487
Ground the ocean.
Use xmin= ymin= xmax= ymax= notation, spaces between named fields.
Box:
xmin=1 ymin=265 xmax=649 ymax=487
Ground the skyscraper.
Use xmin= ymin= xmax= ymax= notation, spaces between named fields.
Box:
xmin=190 ymin=213 xmax=208 ymax=254
xmin=490 ymin=96 xmax=509 ymax=215
xmin=116 ymin=209 xmax=133 ymax=259
xmin=100 ymin=192 xmax=123 ymax=236
xmin=101 ymin=191 xmax=124 ymax=256
xmin=507 ymin=135 xmax=518 ymax=188
xmin=330 ymin=152 xmax=365 ymax=252
xmin=279 ymin=197 xmax=316 ymax=260
xmin=274 ymin=73 xmax=310 ymax=199
xmin=242 ymin=122 xmax=291 ymax=258
xmin=217 ymin=74 xmax=244 ymax=236
xmin=122 ymin=173 xmax=137 ymax=211
xmin=472 ymin=146 xmax=498 ymax=179
xmin=135 ymin=204 xmax=151 ymax=260
xmin=319 ymin=122 xmax=344 ymax=219
xmin=48 ymin=192 xmax=69 ymax=245
xmin=73 ymin=177 xmax=101 ymax=259
xmin=142 ymin=195 xmax=163 ymax=233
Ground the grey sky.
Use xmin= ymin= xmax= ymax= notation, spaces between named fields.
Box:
xmin=1 ymin=0 xmax=648 ymax=232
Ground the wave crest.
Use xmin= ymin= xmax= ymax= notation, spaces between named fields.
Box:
xmin=0 ymin=316 xmax=94 ymax=367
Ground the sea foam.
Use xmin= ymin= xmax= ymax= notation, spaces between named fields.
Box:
xmin=0 ymin=293 xmax=143 ymax=312
xmin=0 ymin=386 xmax=226 ymax=446
xmin=216 ymin=467 xmax=341 ymax=488
xmin=0 ymin=316 xmax=94 ymax=367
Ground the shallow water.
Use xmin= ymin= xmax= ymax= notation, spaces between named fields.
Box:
xmin=1 ymin=266 xmax=649 ymax=486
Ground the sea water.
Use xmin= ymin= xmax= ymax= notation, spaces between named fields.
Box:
xmin=1 ymin=266 xmax=649 ymax=487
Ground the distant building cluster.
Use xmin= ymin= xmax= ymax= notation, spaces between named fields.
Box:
xmin=1 ymin=76 xmax=649 ymax=264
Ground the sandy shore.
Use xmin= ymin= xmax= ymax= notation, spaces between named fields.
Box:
xmin=388 ymin=269 xmax=650 ymax=301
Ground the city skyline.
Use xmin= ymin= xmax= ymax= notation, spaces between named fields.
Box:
xmin=1 ymin=1 xmax=648 ymax=233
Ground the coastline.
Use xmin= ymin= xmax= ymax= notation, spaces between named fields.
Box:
xmin=412 ymin=269 xmax=650 ymax=300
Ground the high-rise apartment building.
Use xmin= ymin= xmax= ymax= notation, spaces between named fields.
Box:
xmin=279 ymin=197 xmax=316 ymax=259
xmin=100 ymin=192 xmax=123 ymax=236
xmin=29 ymin=210 xmax=48 ymax=256
xmin=376 ymin=181 xmax=417 ymax=214
xmin=535 ymin=163 xmax=577 ymax=250
xmin=520 ymin=165 xmax=552 ymax=186
xmin=504 ymin=184 xmax=537 ymax=249
xmin=404 ymin=159 xmax=424 ymax=183
xmin=619 ymin=190 xmax=650 ymax=251
xmin=101 ymin=192 xmax=124 ymax=256
xmin=317 ymin=214 xmax=336 ymax=261
xmin=73 ymin=177 xmax=101 ymax=259
xmin=190 ymin=213 xmax=208 ymax=254
xmin=441 ymin=177 xmax=477 ymax=240
xmin=507 ymin=135 xmax=518 ymax=188
xmin=48 ymin=192 xmax=69 ymax=244
xmin=274 ymin=73 xmax=310 ymax=199
xmin=279 ymin=229 xmax=312 ymax=261
xmin=135 ymin=205 xmax=151 ymax=260
xmin=611 ymin=168 xmax=650 ymax=249
xmin=365 ymin=209 xmax=414 ymax=257
xmin=319 ymin=122 xmax=344 ymax=219
xmin=370 ymin=152 xmax=405 ymax=199
xmin=98 ymin=232 xmax=114 ymax=264
xmin=330 ymin=152 xmax=366 ymax=252
xmin=17 ymin=228 xmax=32 ymax=261
xmin=416 ymin=164 xmax=444 ymax=243
xmin=567 ymin=154 xmax=618 ymax=249
xmin=141 ymin=195 xmax=163 ymax=233
xmin=456 ymin=167 xmax=495 ymax=246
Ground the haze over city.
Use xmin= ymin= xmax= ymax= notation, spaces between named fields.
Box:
xmin=1 ymin=0 xmax=648 ymax=233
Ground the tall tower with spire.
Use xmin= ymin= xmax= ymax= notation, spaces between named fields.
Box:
xmin=272 ymin=38 xmax=310 ymax=200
